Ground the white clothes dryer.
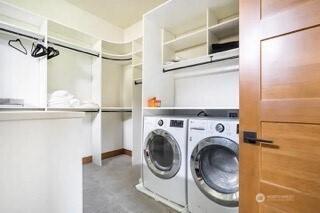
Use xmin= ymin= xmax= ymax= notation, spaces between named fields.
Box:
xmin=143 ymin=116 xmax=188 ymax=207
xmin=187 ymin=118 xmax=239 ymax=213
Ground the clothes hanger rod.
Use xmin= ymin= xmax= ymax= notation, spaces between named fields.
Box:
xmin=0 ymin=27 xmax=43 ymax=41
xmin=48 ymin=41 xmax=100 ymax=57
xmin=102 ymin=56 xmax=132 ymax=61
xmin=102 ymin=110 xmax=132 ymax=112
xmin=163 ymin=55 xmax=239 ymax=73
xmin=134 ymin=80 xmax=142 ymax=85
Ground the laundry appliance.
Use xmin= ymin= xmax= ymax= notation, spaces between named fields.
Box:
xmin=188 ymin=118 xmax=239 ymax=213
xmin=142 ymin=116 xmax=188 ymax=207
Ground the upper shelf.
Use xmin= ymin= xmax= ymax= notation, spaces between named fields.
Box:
xmin=0 ymin=20 xmax=45 ymax=41
xmin=208 ymin=17 xmax=239 ymax=39
xmin=48 ymin=20 xmax=99 ymax=49
xmin=47 ymin=20 xmax=101 ymax=58
xmin=102 ymin=40 xmax=132 ymax=55
xmin=102 ymin=51 xmax=132 ymax=60
xmin=0 ymin=1 xmax=44 ymax=28
xmin=0 ymin=1 xmax=45 ymax=40
xmin=163 ymin=48 xmax=239 ymax=72
xmin=164 ymin=28 xmax=207 ymax=51
xmin=48 ymin=36 xmax=100 ymax=57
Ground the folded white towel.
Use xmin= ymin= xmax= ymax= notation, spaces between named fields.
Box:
xmin=50 ymin=90 xmax=71 ymax=98
xmin=48 ymin=90 xmax=98 ymax=108
xmin=80 ymin=101 xmax=99 ymax=108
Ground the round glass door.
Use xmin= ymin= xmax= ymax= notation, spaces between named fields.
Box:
xmin=191 ymin=137 xmax=239 ymax=207
xmin=144 ymin=129 xmax=181 ymax=179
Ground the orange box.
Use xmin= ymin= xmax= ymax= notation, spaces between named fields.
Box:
xmin=147 ymin=97 xmax=157 ymax=107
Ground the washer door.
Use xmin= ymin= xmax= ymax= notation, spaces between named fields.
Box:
xmin=191 ymin=137 xmax=239 ymax=207
xmin=144 ymin=129 xmax=181 ymax=179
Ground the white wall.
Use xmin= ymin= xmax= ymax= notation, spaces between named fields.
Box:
xmin=2 ymin=0 xmax=124 ymax=42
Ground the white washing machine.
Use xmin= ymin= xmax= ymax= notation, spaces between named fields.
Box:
xmin=187 ymin=118 xmax=239 ymax=213
xmin=143 ymin=116 xmax=188 ymax=207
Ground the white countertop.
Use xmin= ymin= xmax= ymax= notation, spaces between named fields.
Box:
xmin=0 ymin=111 xmax=85 ymax=121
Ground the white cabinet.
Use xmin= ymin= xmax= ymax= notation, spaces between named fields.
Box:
xmin=0 ymin=111 xmax=84 ymax=213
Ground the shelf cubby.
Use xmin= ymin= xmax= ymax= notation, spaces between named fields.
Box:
xmin=47 ymin=21 xmax=100 ymax=108
xmin=162 ymin=12 xmax=208 ymax=65
xmin=0 ymin=1 xmax=47 ymax=109
xmin=163 ymin=28 xmax=207 ymax=52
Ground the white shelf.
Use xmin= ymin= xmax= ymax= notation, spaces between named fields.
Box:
xmin=0 ymin=20 xmax=45 ymax=41
xmin=48 ymin=20 xmax=98 ymax=48
xmin=144 ymin=106 xmax=239 ymax=110
xmin=208 ymin=17 xmax=239 ymax=38
xmin=101 ymin=107 xmax=132 ymax=112
xmin=102 ymin=51 xmax=132 ymax=60
xmin=47 ymin=107 xmax=99 ymax=112
xmin=102 ymin=40 xmax=132 ymax=55
xmin=132 ymin=49 xmax=142 ymax=57
xmin=164 ymin=28 xmax=207 ymax=51
xmin=132 ymin=63 xmax=142 ymax=69
xmin=0 ymin=106 xmax=46 ymax=111
xmin=48 ymin=36 xmax=100 ymax=56
xmin=163 ymin=48 xmax=239 ymax=72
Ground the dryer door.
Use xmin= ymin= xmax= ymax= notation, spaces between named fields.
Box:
xmin=144 ymin=129 xmax=181 ymax=179
xmin=190 ymin=137 xmax=239 ymax=207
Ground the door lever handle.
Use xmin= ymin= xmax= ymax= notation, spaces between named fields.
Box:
xmin=243 ymin=131 xmax=273 ymax=144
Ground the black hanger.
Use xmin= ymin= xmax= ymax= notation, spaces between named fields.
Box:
xmin=8 ymin=39 xmax=27 ymax=55
xmin=47 ymin=46 xmax=60 ymax=59
xmin=31 ymin=42 xmax=48 ymax=58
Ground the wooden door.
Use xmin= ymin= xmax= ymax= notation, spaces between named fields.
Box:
xmin=239 ymin=0 xmax=320 ymax=212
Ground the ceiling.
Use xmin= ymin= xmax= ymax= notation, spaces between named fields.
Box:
xmin=66 ymin=0 xmax=168 ymax=29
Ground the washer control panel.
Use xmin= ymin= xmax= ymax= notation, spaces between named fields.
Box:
xmin=170 ymin=120 xmax=184 ymax=128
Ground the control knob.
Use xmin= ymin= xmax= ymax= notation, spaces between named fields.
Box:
xmin=215 ymin=123 xmax=225 ymax=133
xmin=158 ymin=119 xmax=164 ymax=126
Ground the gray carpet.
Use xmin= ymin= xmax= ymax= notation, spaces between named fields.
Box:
xmin=83 ymin=155 xmax=177 ymax=213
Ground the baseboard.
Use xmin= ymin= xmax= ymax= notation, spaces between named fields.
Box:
xmin=82 ymin=148 xmax=132 ymax=164
xmin=123 ymin=149 xmax=132 ymax=156
xmin=82 ymin=156 xmax=93 ymax=164
xmin=101 ymin=149 xmax=124 ymax=160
